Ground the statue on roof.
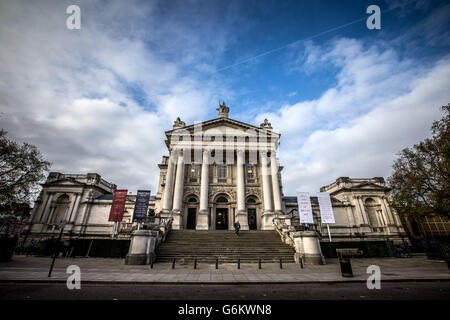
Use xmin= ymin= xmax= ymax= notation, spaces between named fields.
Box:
xmin=173 ymin=117 xmax=186 ymax=129
xmin=260 ymin=118 xmax=273 ymax=130
xmin=217 ymin=100 xmax=229 ymax=118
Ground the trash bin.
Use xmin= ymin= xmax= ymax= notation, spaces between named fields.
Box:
xmin=339 ymin=258 xmax=353 ymax=277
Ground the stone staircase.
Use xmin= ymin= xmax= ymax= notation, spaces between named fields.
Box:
xmin=155 ymin=230 xmax=295 ymax=263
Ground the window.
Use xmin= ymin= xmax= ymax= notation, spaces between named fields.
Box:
xmin=190 ymin=164 xmax=198 ymax=179
xmin=246 ymin=165 xmax=255 ymax=179
xmin=217 ymin=164 xmax=227 ymax=179
xmin=216 ymin=196 xmax=228 ymax=203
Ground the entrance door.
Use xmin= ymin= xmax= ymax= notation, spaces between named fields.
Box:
xmin=215 ymin=208 xmax=228 ymax=230
xmin=248 ymin=209 xmax=257 ymax=230
xmin=187 ymin=208 xmax=196 ymax=229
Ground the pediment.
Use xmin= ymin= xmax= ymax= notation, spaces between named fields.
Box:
xmin=43 ymin=178 xmax=86 ymax=187
xmin=166 ymin=117 xmax=279 ymax=138
xmin=352 ymin=182 xmax=387 ymax=190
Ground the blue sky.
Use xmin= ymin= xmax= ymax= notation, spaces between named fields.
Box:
xmin=0 ymin=0 xmax=449 ymax=195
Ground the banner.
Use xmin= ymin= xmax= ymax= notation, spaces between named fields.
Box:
xmin=296 ymin=192 xmax=314 ymax=224
xmin=132 ymin=190 xmax=151 ymax=223
xmin=317 ymin=192 xmax=335 ymax=224
xmin=108 ymin=189 xmax=128 ymax=222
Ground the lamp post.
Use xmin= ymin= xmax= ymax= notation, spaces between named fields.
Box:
xmin=48 ymin=221 xmax=66 ymax=277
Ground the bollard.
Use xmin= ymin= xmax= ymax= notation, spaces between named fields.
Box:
xmin=215 ymin=258 xmax=218 ymax=269
xmin=194 ymin=259 xmax=197 ymax=269
xmin=300 ymin=257 xmax=304 ymax=269
xmin=150 ymin=260 xmax=154 ymax=269
xmin=279 ymin=258 xmax=283 ymax=269
xmin=258 ymin=259 xmax=262 ymax=269
xmin=172 ymin=258 xmax=176 ymax=269
xmin=237 ymin=258 xmax=240 ymax=269
xmin=339 ymin=257 xmax=353 ymax=277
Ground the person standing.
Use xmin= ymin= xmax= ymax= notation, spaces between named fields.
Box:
xmin=234 ymin=220 xmax=241 ymax=237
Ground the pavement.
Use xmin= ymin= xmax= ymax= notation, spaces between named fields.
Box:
xmin=0 ymin=254 xmax=449 ymax=284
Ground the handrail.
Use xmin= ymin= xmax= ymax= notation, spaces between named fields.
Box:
xmin=273 ymin=217 xmax=295 ymax=248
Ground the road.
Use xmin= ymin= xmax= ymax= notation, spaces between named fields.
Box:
xmin=0 ymin=281 xmax=449 ymax=300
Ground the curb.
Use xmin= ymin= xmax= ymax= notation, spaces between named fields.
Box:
xmin=1 ymin=278 xmax=449 ymax=285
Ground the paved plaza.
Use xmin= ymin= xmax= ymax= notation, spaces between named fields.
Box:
xmin=0 ymin=254 xmax=448 ymax=284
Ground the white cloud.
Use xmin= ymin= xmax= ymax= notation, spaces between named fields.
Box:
xmin=0 ymin=0 xmax=235 ymax=193
xmin=258 ymin=38 xmax=450 ymax=194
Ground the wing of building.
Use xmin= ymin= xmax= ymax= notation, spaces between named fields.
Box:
xmin=23 ymin=104 xmax=408 ymax=244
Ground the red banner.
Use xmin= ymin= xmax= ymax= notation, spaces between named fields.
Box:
xmin=108 ymin=189 xmax=128 ymax=222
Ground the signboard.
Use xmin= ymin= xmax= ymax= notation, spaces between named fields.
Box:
xmin=317 ymin=192 xmax=335 ymax=224
xmin=108 ymin=189 xmax=128 ymax=222
xmin=132 ymin=190 xmax=151 ymax=223
xmin=296 ymin=192 xmax=314 ymax=224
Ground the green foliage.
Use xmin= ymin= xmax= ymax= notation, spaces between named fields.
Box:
xmin=387 ymin=104 xmax=450 ymax=218
xmin=0 ymin=129 xmax=50 ymax=215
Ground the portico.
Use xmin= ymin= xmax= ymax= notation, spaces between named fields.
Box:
xmin=156 ymin=103 xmax=284 ymax=230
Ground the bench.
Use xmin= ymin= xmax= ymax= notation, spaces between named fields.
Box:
xmin=336 ymin=248 xmax=364 ymax=258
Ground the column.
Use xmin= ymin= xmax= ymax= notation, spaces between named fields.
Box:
xmin=383 ymin=196 xmax=398 ymax=225
xmin=260 ymin=151 xmax=274 ymax=230
xmin=172 ymin=150 xmax=185 ymax=212
xmin=65 ymin=193 xmax=81 ymax=232
xmin=380 ymin=197 xmax=393 ymax=225
xmin=161 ymin=150 xmax=177 ymax=214
xmin=40 ymin=193 xmax=55 ymax=223
xmin=172 ymin=150 xmax=185 ymax=229
xmin=236 ymin=149 xmax=249 ymax=230
xmin=270 ymin=151 xmax=283 ymax=214
xmin=46 ymin=206 xmax=56 ymax=225
xmin=197 ymin=150 xmax=209 ymax=230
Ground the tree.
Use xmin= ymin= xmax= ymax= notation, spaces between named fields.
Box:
xmin=387 ymin=104 xmax=450 ymax=219
xmin=0 ymin=129 xmax=51 ymax=217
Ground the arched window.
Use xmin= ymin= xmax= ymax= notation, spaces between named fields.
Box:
xmin=188 ymin=197 xmax=197 ymax=203
xmin=53 ymin=194 xmax=70 ymax=225
xmin=216 ymin=196 xmax=228 ymax=203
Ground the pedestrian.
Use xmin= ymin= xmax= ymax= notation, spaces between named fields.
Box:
xmin=234 ymin=220 xmax=241 ymax=237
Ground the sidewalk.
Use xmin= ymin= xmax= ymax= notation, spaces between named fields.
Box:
xmin=0 ymin=255 xmax=448 ymax=284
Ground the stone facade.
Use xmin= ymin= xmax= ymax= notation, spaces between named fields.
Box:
xmin=23 ymin=106 xmax=408 ymax=243
xmin=155 ymin=103 xmax=282 ymax=231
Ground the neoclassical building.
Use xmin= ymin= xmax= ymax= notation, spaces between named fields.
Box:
xmin=155 ymin=102 xmax=283 ymax=231
xmin=23 ymin=104 xmax=407 ymax=243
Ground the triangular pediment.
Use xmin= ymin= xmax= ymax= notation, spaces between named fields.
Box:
xmin=43 ymin=177 xmax=86 ymax=187
xmin=166 ymin=117 xmax=279 ymax=137
xmin=352 ymin=182 xmax=387 ymax=190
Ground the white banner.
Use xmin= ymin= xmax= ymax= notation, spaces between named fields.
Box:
xmin=296 ymin=192 xmax=314 ymax=224
xmin=317 ymin=192 xmax=335 ymax=224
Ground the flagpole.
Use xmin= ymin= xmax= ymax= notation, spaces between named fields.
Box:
xmin=327 ymin=223 xmax=332 ymax=242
